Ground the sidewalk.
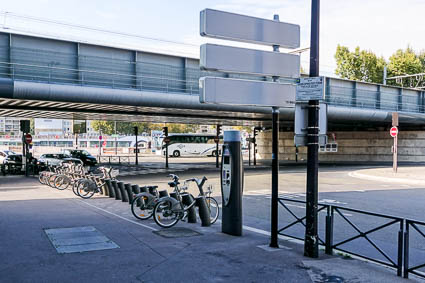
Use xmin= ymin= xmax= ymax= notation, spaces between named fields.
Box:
xmin=349 ymin=166 xmax=425 ymax=186
xmin=0 ymin=179 xmax=421 ymax=282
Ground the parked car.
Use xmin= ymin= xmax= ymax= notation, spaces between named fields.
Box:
xmin=37 ymin=153 xmax=72 ymax=169
xmin=3 ymin=154 xmax=23 ymax=174
xmin=61 ymin=149 xmax=97 ymax=166
xmin=0 ymin=150 xmax=18 ymax=164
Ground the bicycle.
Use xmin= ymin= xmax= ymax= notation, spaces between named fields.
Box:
xmin=130 ymin=185 xmax=160 ymax=220
xmin=152 ymin=174 xmax=219 ymax=228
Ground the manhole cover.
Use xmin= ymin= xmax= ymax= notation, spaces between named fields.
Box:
xmin=153 ymin=227 xmax=202 ymax=238
xmin=44 ymin=226 xmax=119 ymax=254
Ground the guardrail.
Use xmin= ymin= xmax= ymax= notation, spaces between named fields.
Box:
xmin=404 ymin=219 xmax=425 ymax=279
xmin=97 ymin=155 xmax=131 ymax=165
xmin=277 ymin=197 xmax=423 ymax=278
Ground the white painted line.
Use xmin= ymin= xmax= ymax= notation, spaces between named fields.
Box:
xmin=0 ymin=185 xmax=45 ymax=189
xmin=77 ymin=200 xmax=158 ymax=231
xmin=349 ymin=171 xmax=425 ymax=186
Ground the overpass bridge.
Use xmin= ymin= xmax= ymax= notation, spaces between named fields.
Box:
xmin=0 ymin=31 xmax=425 ymax=128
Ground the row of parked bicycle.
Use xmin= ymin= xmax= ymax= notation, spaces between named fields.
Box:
xmin=38 ymin=164 xmax=219 ymax=228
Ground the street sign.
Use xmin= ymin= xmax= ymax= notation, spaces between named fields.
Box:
xmin=200 ymin=44 xmax=300 ymax=78
xmin=392 ymin=112 xmax=399 ymax=127
xmin=200 ymin=77 xmax=295 ymax=107
xmin=200 ymin=9 xmax=300 ymax=48
xmin=296 ymin=77 xmax=325 ymax=101
xmin=390 ymin=126 xmax=398 ymax=137
xmin=163 ymin=137 xmax=171 ymax=144
xmin=99 ymin=135 xmax=103 ymax=140
xmin=294 ymin=102 xmax=327 ymax=146
xmin=24 ymin=133 xmax=32 ymax=144
xmin=246 ymin=137 xmax=255 ymax=143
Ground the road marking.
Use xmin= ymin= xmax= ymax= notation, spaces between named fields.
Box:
xmin=77 ymin=200 xmax=158 ymax=231
xmin=0 ymin=185 xmax=45 ymax=190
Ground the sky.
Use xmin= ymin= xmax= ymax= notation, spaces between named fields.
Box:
xmin=0 ymin=0 xmax=424 ymax=77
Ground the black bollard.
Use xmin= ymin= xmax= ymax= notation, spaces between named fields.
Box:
xmin=159 ymin=190 xmax=169 ymax=198
xmin=118 ymin=181 xmax=128 ymax=202
xmin=105 ymin=179 xmax=114 ymax=198
xmin=182 ymin=193 xmax=197 ymax=223
xmin=111 ymin=180 xmax=121 ymax=200
xmin=131 ymin=184 xmax=142 ymax=207
xmin=196 ymin=196 xmax=211 ymax=227
xmin=124 ymin=183 xmax=133 ymax=204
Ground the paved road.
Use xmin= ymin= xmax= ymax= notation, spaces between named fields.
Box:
xmin=1 ymin=164 xmax=424 ymax=280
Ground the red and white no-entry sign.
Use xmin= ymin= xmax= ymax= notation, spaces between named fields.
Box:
xmin=390 ymin=126 xmax=398 ymax=137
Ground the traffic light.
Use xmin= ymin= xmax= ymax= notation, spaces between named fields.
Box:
xmin=162 ymin=126 xmax=168 ymax=137
xmin=20 ymin=120 xmax=30 ymax=133
xmin=216 ymin=124 xmax=222 ymax=137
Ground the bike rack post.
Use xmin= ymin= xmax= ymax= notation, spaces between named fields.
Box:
xmin=118 ymin=181 xmax=128 ymax=202
xmin=196 ymin=196 xmax=211 ymax=227
xmin=111 ymin=180 xmax=121 ymax=200
xmin=159 ymin=190 xmax=169 ymax=197
xmin=105 ymin=179 xmax=114 ymax=198
xmin=182 ymin=193 xmax=197 ymax=224
xmin=131 ymin=184 xmax=141 ymax=206
xmin=124 ymin=183 xmax=133 ymax=204
xmin=140 ymin=186 xmax=148 ymax=193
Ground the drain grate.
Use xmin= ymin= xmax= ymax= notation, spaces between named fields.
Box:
xmin=153 ymin=227 xmax=202 ymax=238
xmin=44 ymin=226 xmax=119 ymax=254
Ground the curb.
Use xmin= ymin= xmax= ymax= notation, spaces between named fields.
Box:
xmin=348 ymin=171 xmax=425 ymax=186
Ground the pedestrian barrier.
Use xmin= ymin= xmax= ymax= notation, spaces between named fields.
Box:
xmin=277 ymin=197 xmax=421 ymax=277
xmin=404 ymin=219 xmax=425 ymax=279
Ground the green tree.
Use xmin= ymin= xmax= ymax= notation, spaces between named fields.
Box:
xmin=387 ymin=47 xmax=423 ymax=87
xmin=334 ymin=45 xmax=386 ymax=83
xmin=91 ymin=121 xmax=115 ymax=135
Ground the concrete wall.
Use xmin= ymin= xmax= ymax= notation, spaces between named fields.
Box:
xmin=257 ymin=130 xmax=425 ymax=162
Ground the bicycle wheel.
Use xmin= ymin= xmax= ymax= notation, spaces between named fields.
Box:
xmin=72 ymin=179 xmax=84 ymax=196
xmin=48 ymin=174 xmax=58 ymax=187
xmin=78 ymin=180 xmax=96 ymax=199
xmin=153 ymin=200 xmax=180 ymax=228
xmin=54 ymin=175 xmax=67 ymax=190
xmin=131 ymin=196 xmax=154 ymax=220
xmin=206 ymin=197 xmax=220 ymax=224
xmin=38 ymin=172 xmax=46 ymax=184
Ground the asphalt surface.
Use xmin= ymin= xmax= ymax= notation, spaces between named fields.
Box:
xmin=0 ymin=163 xmax=424 ymax=282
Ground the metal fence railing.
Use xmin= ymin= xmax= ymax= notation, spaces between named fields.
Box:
xmin=277 ymin=197 xmax=424 ymax=278
xmin=404 ymin=219 xmax=425 ymax=279
xmin=97 ymin=155 xmax=131 ymax=165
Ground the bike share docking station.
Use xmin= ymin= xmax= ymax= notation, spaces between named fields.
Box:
xmin=221 ymin=130 xmax=244 ymax=236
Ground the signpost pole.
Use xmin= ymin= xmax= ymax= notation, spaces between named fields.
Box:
xmin=216 ymin=124 xmax=221 ymax=168
xmin=304 ymin=0 xmax=320 ymax=258
xmin=253 ymin=128 xmax=257 ymax=166
xmin=248 ymin=134 xmax=251 ymax=166
xmin=270 ymin=14 xmax=280 ymax=249
xmin=134 ymin=126 xmax=139 ymax=166
xmin=393 ymin=134 xmax=398 ymax=173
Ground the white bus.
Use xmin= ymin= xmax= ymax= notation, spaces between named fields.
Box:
xmin=162 ymin=134 xmax=222 ymax=157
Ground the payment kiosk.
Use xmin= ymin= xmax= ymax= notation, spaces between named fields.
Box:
xmin=221 ymin=130 xmax=244 ymax=236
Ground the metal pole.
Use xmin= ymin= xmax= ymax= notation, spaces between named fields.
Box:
xmin=270 ymin=13 xmax=280 ymax=249
xmin=393 ymin=135 xmax=398 ymax=173
xmin=216 ymin=125 xmax=220 ymax=168
xmin=254 ymin=127 xmax=257 ymax=166
xmin=270 ymin=107 xmax=279 ymax=248
xmin=248 ymin=134 xmax=251 ymax=166
xmin=114 ymin=121 xmax=117 ymax=155
xmin=304 ymin=0 xmax=320 ymax=258
xmin=134 ymin=126 xmax=139 ymax=166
